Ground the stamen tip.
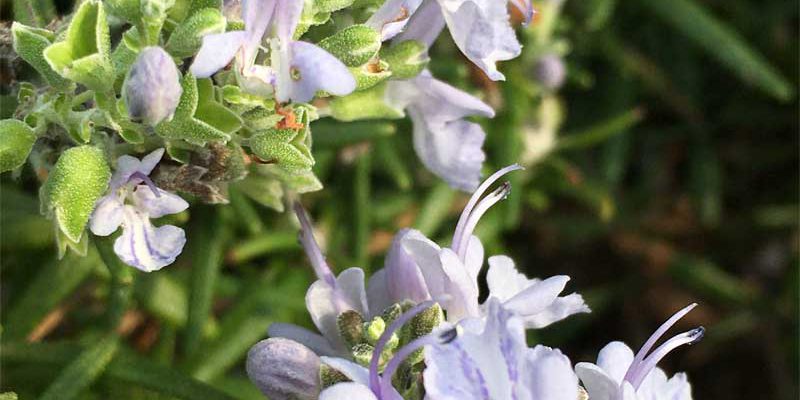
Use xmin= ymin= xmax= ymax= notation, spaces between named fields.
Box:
xmin=438 ymin=326 xmax=461 ymax=344
xmin=689 ymin=327 xmax=705 ymax=344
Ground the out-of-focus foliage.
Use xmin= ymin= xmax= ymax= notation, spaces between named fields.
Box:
xmin=1 ymin=0 xmax=797 ymax=399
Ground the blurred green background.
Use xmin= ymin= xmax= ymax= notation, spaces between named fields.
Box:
xmin=1 ymin=0 xmax=797 ymax=399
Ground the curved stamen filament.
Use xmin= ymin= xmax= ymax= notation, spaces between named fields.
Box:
xmin=369 ymin=301 xmax=436 ymax=395
xmin=455 ymin=182 xmax=511 ymax=261
xmin=628 ymin=327 xmax=705 ymax=389
xmin=129 ymin=171 xmax=161 ymax=198
xmin=379 ymin=327 xmax=460 ymax=396
xmin=451 ymin=164 xmax=522 ymax=253
xmin=622 ymin=303 xmax=697 ymax=384
xmin=293 ymin=202 xmax=336 ymax=286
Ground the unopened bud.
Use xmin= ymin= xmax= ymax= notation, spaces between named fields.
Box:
xmin=124 ymin=47 xmax=182 ymax=125
xmin=246 ymin=338 xmax=321 ymax=400
xmin=533 ymin=54 xmax=566 ymax=90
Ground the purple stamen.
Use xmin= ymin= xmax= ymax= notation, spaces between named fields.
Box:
xmin=451 ymin=164 xmax=522 ymax=254
xmin=369 ymin=300 xmax=436 ymax=395
xmin=628 ymin=327 xmax=705 ymax=389
xmin=622 ymin=303 xmax=697 ymax=384
xmin=455 ymin=182 xmax=511 ymax=261
xmin=293 ymin=202 xmax=337 ymax=286
xmin=379 ymin=326 xmax=459 ymax=395
xmin=129 ymin=171 xmax=161 ymax=197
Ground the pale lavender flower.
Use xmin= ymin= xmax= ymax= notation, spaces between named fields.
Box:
xmin=247 ymin=337 xmax=322 ymax=400
xmin=89 ymin=149 xmax=188 ymax=272
xmin=124 ymin=47 xmax=182 ymax=126
xmin=191 ymin=0 xmax=355 ymax=102
xmin=384 ymin=70 xmax=493 ymax=191
xmin=424 ymin=299 xmax=579 ymax=400
xmin=370 ymin=0 xmax=532 ymax=80
xmin=372 ymin=165 xmax=590 ymax=325
xmin=575 ymin=304 xmax=704 ymax=400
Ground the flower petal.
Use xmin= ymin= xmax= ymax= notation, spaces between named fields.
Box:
xmin=337 ymin=267 xmax=369 ymax=317
xmin=394 ymin=0 xmax=446 ymax=47
xmin=486 ymin=255 xmax=532 ymax=303
xmin=502 ymin=275 xmax=569 ymax=317
xmin=139 ymin=148 xmax=165 ymax=175
xmin=409 ymin=110 xmax=486 ymax=191
xmin=89 ymin=194 xmax=124 ymax=236
xmin=400 ymin=229 xmax=448 ymax=300
xmin=274 ymin=0 xmax=304 ymax=42
xmin=522 ymin=345 xmax=579 ymax=400
xmin=439 ymin=248 xmax=480 ymax=320
xmin=383 ymin=229 xmax=431 ymax=306
xmin=462 ymin=235 xmax=484 ymax=282
xmin=268 ymin=322 xmax=339 ymax=356
xmin=131 ymin=185 xmax=189 ymax=218
xmin=575 ymin=362 xmax=621 ymax=400
xmin=243 ymin=0 xmax=275 ymax=45
xmin=319 ymin=382 xmax=378 ymax=400
xmin=365 ymin=0 xmax=425 ymax=41
xmin=286 ymin=41 xmax=356 ymax=103
xmin=437 ymin=0 xmax=521 ymax=80
xmin=597 ymin=341 xmax=635 ymax=384
xmin=306 ymin=280 xmax=348 ymax=353
xmin=113 ymin=207 xmax=186 ymax=272
xmin=190 ymin=31 xmax=248 ymax=78
xmin=521 ymin=292 xmax=590 ymax=329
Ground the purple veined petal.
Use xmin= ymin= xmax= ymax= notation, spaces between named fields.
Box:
xmin=242 ymin=0 xmax=276 ymax=45
xmin=522 ymin=346 xmax=579 ymax=400
xmin=285 ymin=41 xmax=356 ymax=103
xmin=409 ymin=109 xmax=486 ymax=192
xmin=393 ymin=0 xmax=445 ymax=47
xmin=319 ymin=382 xmax=378 ymax=400
xmin=365 ymin=0 xmax=425 ymax=42
xmin=131 ymin=185 xmax=189 ymax=218
xmin=89 ymin=194 xmax=124 ymax=236
xmin=575 ymin=362 xmax=622 ymax=400
xmin=113 ymin=206 xmax=186 ymax=272
xmin=502 ymin=275 xmax=571 ymax=320
xmin=190 ymin=31 xmax=249 ymax=78
xmin=436 ymin=0 xmax=522 ymax=80
xmin=274 ymin=0 xmax=305 ymax=42
xmin=268 ymin=322 xmax=339 ymax=357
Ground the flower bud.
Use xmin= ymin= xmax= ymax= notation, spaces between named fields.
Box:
xmin=124 ymin=46 xmax=182 ymax=126
xmin=533 ymin=54 xmax=566 ymax=90
xmin=246 ymin=338 xmax=321 ymax=400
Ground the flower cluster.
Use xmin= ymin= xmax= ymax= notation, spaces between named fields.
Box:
xmin=246 ymin=167 xmax=704 ymax=399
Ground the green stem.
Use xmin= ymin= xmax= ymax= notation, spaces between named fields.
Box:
xmin=94 ymin=235 xmax=134 ymax=331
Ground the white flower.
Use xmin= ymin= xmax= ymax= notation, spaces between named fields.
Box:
xmin=89 ymin=149 xmax=188 ymax=272
xmin=575 ymin=304 xmax=704 ymax=400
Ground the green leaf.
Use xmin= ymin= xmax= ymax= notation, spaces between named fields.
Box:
xmin=349 ymin=60 xmax=392 ymax=91
xmin=3 ymin=252 xmax=99 ymax=341
xmin=249 ymin=127 xmax=314 ymax=172
xmin=642 ymin=0 xmax=794 ymax=101
xmin=43 ymin=0 xmax=115 ymax=90
xmin=39 ymin=335 xmax=120 ymax=400
xmin=0 ymin=119 xmax=36 ymax=173
xmin=188 ymin=0 xmax=222 ymax=16
xmin=319 ymin=25 xmax=382 ymax=67
xmin=11 ymin=23 xmax=72 ymax=89
xmin=196 ymin=78 xmax=243 ymax=134
xmin=104 ymin=0 xmax=143 ymax=23
xmin=156 ymin=73 xmax=232 ymax=144
xmin=111 ymin=27 xmax=142 ymax=82
xmin=12 ymin=0 xmax=55 ymax=27
xmin=329 ymin=83 xmax=404 ymax=121
xmin=40 ymin=146 xmax=111 ymax=243
xmin=2 ymin=342 xmax=237 ymax=400
xmin=314 ymin=0 xmax=354 ymax=13
xmin=165 ymin=8 xmax=226 ymax=58
xmin=379 ymin=40 xmax=428 ymax=80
